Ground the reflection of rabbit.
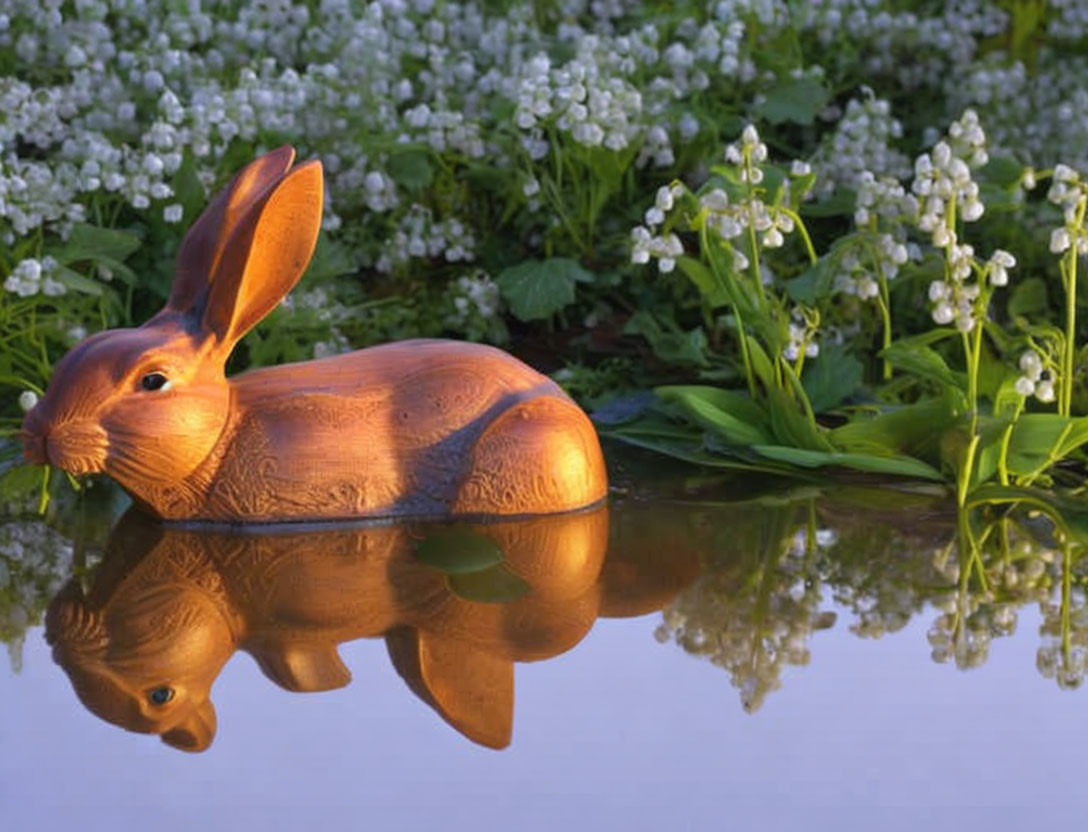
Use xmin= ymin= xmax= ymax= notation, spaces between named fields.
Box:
xmin=46 ymin=503 xmax=699 ymax=751
xmin=21 ymin=147 xmax=606 ymax=523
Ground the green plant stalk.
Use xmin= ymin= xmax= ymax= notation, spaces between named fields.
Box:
xmin=781 ymin=208 xmax=817 ymax=265
xmin=996 ymin=398 xmax=1024 ymax=486
xmin=1060 ymin=196 xmax=1086 ymax=417
xmin=37 ymin=465 xmax=51 ymax=515
xmin=1062 ymin=541 xmax=1073 ymax=665
xmin=698 ymin=217 xmax=758 ymax=399
xmin=741 ymin=148 xmax=769 ymax=311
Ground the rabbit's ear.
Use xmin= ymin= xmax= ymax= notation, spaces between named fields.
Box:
xmin=201 ymin=159 xmax=324 ymax=357
xmin=169 ymin=146 xmax=296 ymax=314
xmin=386 ymin=627 xmax=513 ymax=749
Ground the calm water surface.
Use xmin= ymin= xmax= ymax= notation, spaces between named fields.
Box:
xmin=1 ymin=478 xmax=1085 ymax=830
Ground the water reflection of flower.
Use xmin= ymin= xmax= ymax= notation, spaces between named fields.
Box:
xmin=656 ymin=523 xmax=838 ymax=713
xmin=656 ymin=493 xmax=1088 ymax=708
xmin=0 ymin=521 xmax=74 ymax=672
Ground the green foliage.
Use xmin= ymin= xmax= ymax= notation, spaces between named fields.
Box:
xmin=496 ymin=257 xmax=587 ymax=321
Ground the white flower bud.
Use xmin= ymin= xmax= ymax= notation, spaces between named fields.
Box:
xmin=1015 ymin=376 xmax=1036 ymax=397
xmin=932 ymin=301 xmax=955 ymax=325
xmin=1050 ymin=227 xmax=1072 ymax=254
xmin=18 ymin=391 xmax=38 ymax=412
xmin=1035 ymin=380 xmax=1055 ymax=403
xmin=1019 ymin=350 xmax=1043 ymax=380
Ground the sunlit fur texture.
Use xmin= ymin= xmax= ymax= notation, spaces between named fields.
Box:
xmin=21 ymin=146 xmax=607 ymax=523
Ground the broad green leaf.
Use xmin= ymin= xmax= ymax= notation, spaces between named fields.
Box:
xmin=54 ymin=265 xmax=104 ymax=296
xmin=752 ymin=445 xmax=944 ymax=480
xmin=1007 ymin=277 xmax=1048 ymax=318
xmin=677 ymin=255 xmax=729 ymax=307
xmin=448 ymin=563 xmax=531 ymax=603
xmin=785 ymin=256 xmax=835 ymax=304
xmin=414 ymin=529 xmax=504 ymax=574
xmin=1005 ymin=414 xmax=1088 ymax=475
xmin=830 ymin=394 xmax=961 ymax=459
xmin=53 ymin=223 xmax=141 ymax=265
xmin=497 ymin=258 xmax=586 ymax=321
xmin=657 ymin=385 xmax=771 ymax=445
xmin=387 ymin=149 xmax=434 ymax=190
xmin=0 ymin=464 xmax=45 ymax=501
xmin=802 ymin=342 xmax=863 ymax=412
xmin=304 ymin=231 xmax=354 ymax=282
xmin=745 ymin=336 xmax=776 ymax=391
xmin=766 ymin=386 xmax=831 ymax=451
xmin=589 ymin=391 xmax=655 ymax=426
xmin=602 ymin=429 xmax=798 ymax=475
xmin=981 ymin=156 xmax=1025 ymax=188
xmin=624 ymin=311 xmax=708 ymax=366
xmin=800 ymin=189 xmax=856 ymax=218
xmin=756 ymin=78 xmax=831 ymax=126
xmin=992 ymin=373 xmax=1024 ymax=420
xmin=882 ymin=339 xmax=966 ymax=392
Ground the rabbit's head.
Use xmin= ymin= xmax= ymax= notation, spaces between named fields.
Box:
xmin=21 ymin=147 xmax=323 ymax=510
xmin=46 ymin=571 xmax=237 ymax=752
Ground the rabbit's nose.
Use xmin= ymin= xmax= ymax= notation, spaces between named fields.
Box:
xmin=20 ymin=431 xmax=47 ymax=465
xmin=19 ymin=409 xmax=47 ymax=465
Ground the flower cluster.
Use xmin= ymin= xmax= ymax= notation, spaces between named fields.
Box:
xmin=1015 ymin=350 xmax=1056 ymax=403
xmin=375 ymin=204 xmax=476 ymax=274
xmin=812 ymin=94 xmax=910 ymax=194
xmin=1 ymin=520 xmax=75 ymax=672
xmin=3 ymin=257 xmax=65 ymax=298
xmin=1046 ymin=164 xmax=1088 ymax=255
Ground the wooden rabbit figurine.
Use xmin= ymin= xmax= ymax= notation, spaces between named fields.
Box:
xmin=21 ymin=147 xmax=607 ymax=523
xmin=45 ymin=503 xmax=701 ymax=751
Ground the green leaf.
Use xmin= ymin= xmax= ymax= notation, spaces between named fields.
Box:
xmin=881 ymin=339 xmax=966 ymax=392
xmin=171 ymin=153 xmax=207 ymax=221
xmin=656 ymin=385 xmax=771 ymax=445
xmin=745 ymin=336 xmax=776 ymax=391
xmin=677 ymin=255 xmax=729 ymax=307
xmin=830 ymin=393 xmax=961 ymax=460
xmin=981 ymin=156 xmax=1025 ymax=188
xmin=497 ymin=258 xmax=585 ymax=321
xmin=53 ymin=223 xmax=141 ymax=266
xmin=624 ymin=311 xmax=708 ymax=366
xmin=448 ymin=563 xmax=530 ymax=603
xmin=0 ymin=464 xmax=45 ymax=501
xmin=802 ymin=342 xmax=863 ymax=412
xmin=752 ymin=446 xmax=944 ymax=480
xmin=414 ymin=529 xmax=504 ymax=574
xmin=756 ymin=78 xmax=831 ymax=126
xmin=800 ymin=188 xmax=856 ymax=218
xmin=303 ymin=231 xmax=354 ymax=283
xmin=386 ymin=148 xmax=434 ymax=190
xmin=1005 ymin=414 xmax=1088 ymax=475
xmin=54 ymin=265 xmax=104 ymax=296
xmin=785 ymin=256 xmax=835 ymax=304
xmin=766 ymin=385 xmax=831 ymax=451
xmin=1007 ymin=277 xmax=1048 ymax=318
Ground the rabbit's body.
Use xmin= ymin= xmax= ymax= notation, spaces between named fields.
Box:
xmin=21 ymin=147 xmax=607 ymax=524
xmin=172 ymin=339 xmax=605 ymax=523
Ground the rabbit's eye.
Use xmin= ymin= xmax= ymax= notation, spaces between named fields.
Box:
xmin=147 ymin=686 xmax=175 ymax=706
xmin=140 ymin=372 xmax=169 ymax=392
